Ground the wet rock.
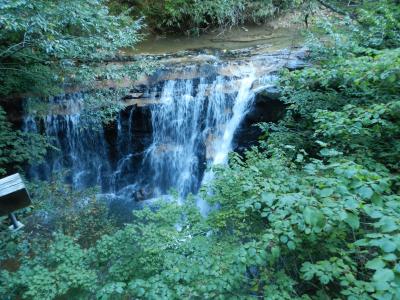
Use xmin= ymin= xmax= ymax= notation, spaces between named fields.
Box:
xmin=286 ymin=60 xmax=308 ymax=71
xmin=233 ymin=92 xmax=287 ymax=153
xmin=130 ymin=85 xmax=147 ymax=93
xmin=131 ymin=92 xmax=144 ymax=98
xmin=257 ymin=86 xmax=281 ymax=102
xmin=123 ymin=94 xmax=135 ymax=100
xmin=123 ymin=93 xmax=144 ymax=100
xmin=135 ymin=186 xmax=154 ymax=201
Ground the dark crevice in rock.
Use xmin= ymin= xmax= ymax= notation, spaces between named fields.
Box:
xmin=234 ymin=88 xmax=286 ymax=154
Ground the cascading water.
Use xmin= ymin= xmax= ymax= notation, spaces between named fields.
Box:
xmin=22 ymin=44 xmax=304 ymax=208
xmin=23 ymin=94 xmax=112 ymax=190
xmin=209 ymin=71 xmax=256 ymax=166
xmin=201 ymin=69 xmax=256 ymax=192
xmin=143 ymin=66 xmax=256 ymax=198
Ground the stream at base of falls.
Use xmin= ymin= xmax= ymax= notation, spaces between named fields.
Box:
xmin=23 ymin=45 xmax=306 ymax=214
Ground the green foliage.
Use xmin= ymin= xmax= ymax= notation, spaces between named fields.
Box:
xmin=208 ymin=148 xmax=400 ymax=299
xmin=115 ymin=0 xmax=306 ymax=34
xmin=0 ymin=0 xmax=143 ymax=98
xmin=27 ymin=176 xmax=118 ymax=247
xmin=275 ymin=1 xmax=400 ymax=171
xmin=313 ymin=101 xmax=400 ymax=170
xmin=0 ymin=177 xmax=117 ymax=299
xmin=5 ymin=234 xmax=97 ymax=300
xmin=0 ymin=0 xmax=153 ymax=172
xmin=355 ymin=1 xmax=400 ymax=49
xmin=0 ymin=106 xmax=48 ymax=175
xmin=1 ymin=0 xmax=400 ymax=299
xmin=4 ymin=150 xmax=400 ymax=299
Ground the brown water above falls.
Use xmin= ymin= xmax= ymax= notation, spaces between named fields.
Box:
xmin=127 ymin=25 xmax=303 ymax=55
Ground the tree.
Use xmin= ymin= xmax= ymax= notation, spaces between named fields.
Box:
xmin=112 ymin=0 xmax=310 ymax=34
xmin=0 ymin=107 xmax=48 ymax=175
xmin=0 ymin=0 xmax=147 ymax=172
xmin=0 ymin=0 xmax=143 ymax=98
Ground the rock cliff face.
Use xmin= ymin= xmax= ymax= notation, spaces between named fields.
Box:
xmin=22 ymin=45 xmax=308 ymax=206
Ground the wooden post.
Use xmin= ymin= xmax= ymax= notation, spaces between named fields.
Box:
xmin=8 ymin=213 xmax=23 ymax=230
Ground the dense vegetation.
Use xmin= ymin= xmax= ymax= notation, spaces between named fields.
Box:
xmin=1 ymin=0 xmax=400 ymax=299
xmin=0 ymin=0 xmax=147 ymax=98
xmin=0 ymin=0 xmax=151 ymax=174
xmin=109 ymin=0 xmax=367 ymax=34
xmin=110 ymin=0 xmax=307 ymax=34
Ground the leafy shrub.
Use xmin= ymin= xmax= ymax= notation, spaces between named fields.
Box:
xmin=1 ymin=1 xmax=400 ymax=299
xmin=0 ymin=0 xmax=143 ymax=98
xmin=0 ymin=107 xmax=48 ymax=175
xmin=0 ymin=177 xmax=117 ymax=299
xmin=115 ymin=0 xmax=307 ymax=34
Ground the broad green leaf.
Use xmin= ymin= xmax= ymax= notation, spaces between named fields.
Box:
xmin=358 ymin=186 xmax=374 ymax=200
xmin=344 ymin=198 xmax=359 ymax=210
xmin=379 ymin=217 xmax=398 ymax=233
xmin=261 ymin=192 xmax=276 ymax=206
xmin=377 ymin=239 xmax=397 ymax=253
xmin=303 ymin=207 xmax=325 ymax=229
xmin=344 ymin=212 xmax=360 ymax=230
xmin=318 ymin=188 xmax=334 ymax=198
xmin=366 ymin=258 xmax=385 ymax=270
xmin=373 ymin=268 xmax=394 ymax=282
xmin=383 ymin=254 xmax=397 ymax=261
xmin=287 ymin=241 xmax=296 ymax=250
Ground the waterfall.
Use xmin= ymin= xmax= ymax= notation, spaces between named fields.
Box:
xmin=201 ymin=69 xmax=256 ymax=189
xmin=143 ymin=79 xmax=203 ymax=197
xmin=24 ymin=64 xmax=258 ymax=203
xmin=209 ymin=71 xmax=255 ymax=166
xmin=143 ymin=65 xmax=256 ymax=198
xmin=23 ymin=96 xmax=112 ymax=190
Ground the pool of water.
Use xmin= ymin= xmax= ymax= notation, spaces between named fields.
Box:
xmin=126 ymin=25 xmax=304 ymax=55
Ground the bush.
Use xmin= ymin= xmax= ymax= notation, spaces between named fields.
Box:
xmin=114 ymin=0 xmax=306 ymax=34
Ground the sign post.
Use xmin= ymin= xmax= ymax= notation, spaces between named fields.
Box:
xmin=0 ymin=173 xmax=32 ymax=231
